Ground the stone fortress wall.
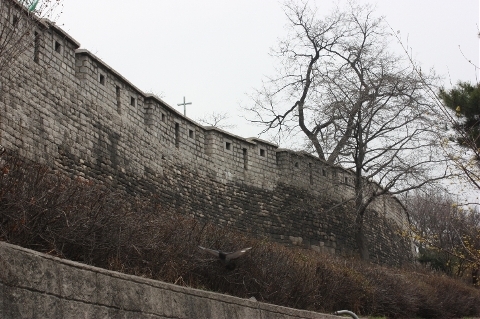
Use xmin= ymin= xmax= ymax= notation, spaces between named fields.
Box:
xmin=0 ymin=1 xmax=412 ymax=264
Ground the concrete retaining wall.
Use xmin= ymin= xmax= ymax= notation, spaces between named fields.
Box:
xmin=0 ymin=241 xmax=339 ymax=319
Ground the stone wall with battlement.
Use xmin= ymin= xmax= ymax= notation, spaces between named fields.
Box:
xmin=0 ymin=1 xmax=413 ymax=264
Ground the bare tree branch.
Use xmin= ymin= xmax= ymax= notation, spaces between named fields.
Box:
xmin=245 ymin=1 xmax=448 ymax=260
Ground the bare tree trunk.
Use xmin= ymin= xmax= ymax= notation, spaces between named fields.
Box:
xmin=472 ymin=264 xmax=479 ymax=286
xmin=354 ymin=211 xmax=369 ymax=261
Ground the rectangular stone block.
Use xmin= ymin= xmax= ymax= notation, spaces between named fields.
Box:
xmin=1 ymin=286 xmax=65 ymax=319
xmin=0 ymin=245 xmax=60 ymax=296
xmin=58 ymin=263 xmax=97 ymax=302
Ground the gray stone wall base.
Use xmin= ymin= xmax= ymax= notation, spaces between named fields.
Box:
xmin=0 ymin=241 xmax=339 ymax=319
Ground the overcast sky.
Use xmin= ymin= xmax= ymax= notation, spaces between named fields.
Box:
xmin=56 ymin=0 xmax=479 ymax=140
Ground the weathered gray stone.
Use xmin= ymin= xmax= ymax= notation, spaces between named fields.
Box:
xmin=0 ymin=242 xmax=340 ymax=319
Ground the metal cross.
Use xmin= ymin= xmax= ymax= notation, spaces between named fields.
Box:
xmin=177 ymin=96 xmax=192 ymax=116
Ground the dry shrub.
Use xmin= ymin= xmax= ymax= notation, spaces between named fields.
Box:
xmin=1 ymin=150 xmax=480 ymax=318
xmin=361 ymin=267 xmax=421 ymax=318
xmin=413 ymin=271 xmax=480 ymax=318
xmin=0 ymin=152 xmax=128 ymax=260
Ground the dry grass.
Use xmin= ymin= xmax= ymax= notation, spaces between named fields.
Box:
xmin=1 ymin=150 xmax=479 ymax=318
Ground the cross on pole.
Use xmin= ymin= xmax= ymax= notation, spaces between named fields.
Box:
xmin=177 ymin=96 xmax=192 ymax=117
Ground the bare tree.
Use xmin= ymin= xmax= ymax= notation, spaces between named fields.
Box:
xmin=245 ymin=1 xmax=448 ymax=260
xmin=0 ymin=0 xmax=62 ymax=77
xmin=197 ymin=111 xmax=237 ymax=130
xmin=394 ymin=26 xmax=480 ymax=283
xmin=392 ymin=25 xmax=480 ymax=195
xmin=407 ymin=189 xmax=480 ymax=284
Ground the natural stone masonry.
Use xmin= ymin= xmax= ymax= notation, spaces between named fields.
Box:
xmin=0 ymin=0 xmax=412 ymax=265
xmin=0 ymin=241 xmax=340 ymax=319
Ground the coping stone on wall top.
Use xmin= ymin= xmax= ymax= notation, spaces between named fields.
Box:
xmin=43 ymin=19 xmax=81 ymax=49
xmin=75 ymin=49 xmax=144 ymax=96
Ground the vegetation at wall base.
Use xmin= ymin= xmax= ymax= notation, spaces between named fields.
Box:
xmin=406 ymin=190 xmax=480 ymax=287
xmin=0 ymin=150 xmax=479 ymax=319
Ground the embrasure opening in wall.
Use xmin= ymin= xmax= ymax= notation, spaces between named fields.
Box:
xmin=189 ymin=129 xmax=194 ymax=139
xmin=309 ymin=163 xmax=313 ymax=184
xmin=54 ymin=41 xmax=61 ymax=53
xmin=130 ymin=96 xmax=136 ymax=107
xmin=99 ymin=74 xmax=105 ymax=85
xmin=225 ymin=142 xmax=231 ymax=150
xmin=243 ymin=148 xmax=248 ymax=169
xmin=259 ymin=148 xmax=265 ymax=157
xmin=116 ymin=86 xmax=121 ymax=114
xmin=33 ymin=31 xmax=40 ymax=63
xmin=11 ymin=15 xmax=18 ymax=27
xmin=175 ymin=123 xmax=180 ymax=148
